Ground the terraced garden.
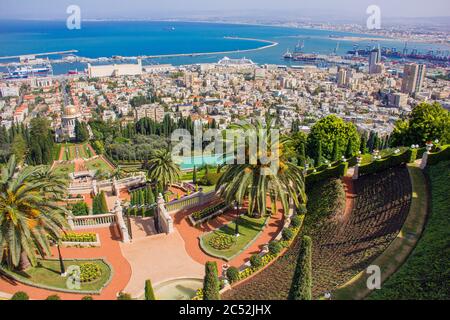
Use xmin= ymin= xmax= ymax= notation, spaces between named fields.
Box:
xmin=308 ymin=166 xmax=412 ymax=298
xmin=223 ymin=166 xmax=413 ymax=300
xmin=61 ymin=143 xmax=95 ymax=161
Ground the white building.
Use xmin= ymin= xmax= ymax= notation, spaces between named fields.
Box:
xmin=88 ymin=59 xmax=143 ymax=78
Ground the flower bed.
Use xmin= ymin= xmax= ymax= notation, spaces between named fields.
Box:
xmin=189 ymin=201 xmax=229 ymax=226
xmin=62 ymin=232 xmax=97 ymax=243
xmin=60 ymin=232 xmax=100 ymax=247
xmin=79 ymin=263 xmax=102 ymax=283
xmin=209 ymin=234 xmax=236 ymax=250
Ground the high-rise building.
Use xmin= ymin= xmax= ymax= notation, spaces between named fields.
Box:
xmin=337 ymin=68 xmax=347 ymax=87
xmin=401 ymin=63 xmax=426 ymax=95
xmin=368 ymin=46 xmax=382 ymax=74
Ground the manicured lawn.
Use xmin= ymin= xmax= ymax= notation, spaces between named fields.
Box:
xmin=368 ymin=161 xmax=450 ymax=300
xmin=61 ymin=143 xmax=93 ymax=160
xmin=85 ymin=157 xmax=114 ymax=174
xmin=52 ymin=162 xmax=75 ymax=175
xmin=181 ymin=167 xmax=218 ymax=181
xmin=2 ymin=259 xmax=112 ymax=293
xmin=200 ymin=215 xmax=267 ymax=261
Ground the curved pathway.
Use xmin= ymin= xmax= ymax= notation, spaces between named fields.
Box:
xmin=0 ymin=226 xmax=131 ymax=300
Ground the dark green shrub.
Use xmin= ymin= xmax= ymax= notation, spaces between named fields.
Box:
xmin=226 ymin=266 xmax=240 ymax=284
xmin=70 ymin=202 xmax=89 ymax=216
xmin=117 ymin=292 xmax=132 ymax=300
xmin=11 ymin=291 xmax=29 ymax=300
xmin=145 ymin=279 xmax=156 ymax=300
xmin=268 ymin=241 xmax=283 ymax=255
xmin=45 ymin=295 xmax=61 ymax=300
xmin=290 ymin=215 xmax=303 ymax=228
xmin=250 ymin=254 xmax=263 ymax=268
xmin=290 ymin=236 xmax=312 ymax=300
xmin=203 ymin=261 xmax=220 ymax=300
xmin=82 ymin=296 xmax=93 ymax=300
xmin=282 ymin=227 xmax=294 ymax=241
xmin=199 ymin=172 xmax=222 ymax=186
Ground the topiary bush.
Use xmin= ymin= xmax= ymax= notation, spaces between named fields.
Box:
xmin=145 ymin=279 xmax=156 ymax=300
xmin=282 ymin=227 xmax=294 ymax=241
xmin=290 ymin=235 xmax=312 ymax=300
xmin=11 ymin=291 xmax=29 ymax=300
xmin=117 ymin=292 xmax=132 ymax=300
xmin=268 ymin=241 xmax=283 ymax=255
xmin=45 ymin=295 xmax=61 ymax=300
xmin=203 ymin=261 xmax=220 ymax=300
xmin=226 ymin=266 xmax=240 ymax=284
xmin=250 ymin=254 xmax=263 ymax=269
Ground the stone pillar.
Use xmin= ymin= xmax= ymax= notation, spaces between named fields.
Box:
xmin=114 ymin=200 xmax=130 ymax=243
xmin=67 ymin=214 xmax=75 ymax=229
xmin=353 ymin=156 xmax=362 ymax=180
xmin=112 ymin=177 xmax=119 ymax=196
xmin=420 ymin=142 xmax=434 ymax=170
xmin=420 ymin=152 xmax=429 ymax=170
xmin=92 ymin=179 xmax=98 ymax=196
xmin=155 ymin=193 xmax=165 ymax=233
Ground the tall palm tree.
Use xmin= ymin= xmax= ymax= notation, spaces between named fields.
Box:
xmin=0 ymin=156 xmax=69 ymax=270
xmin=217 ymin=119 xmax=306 ymax=217
xmin=147 ymin=150 xmax=181 ymax=192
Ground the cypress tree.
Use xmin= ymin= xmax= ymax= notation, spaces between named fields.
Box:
xmin=345 ymin=139 xmax=353 ymax=159
xmin=144 ymin=280 xmax=156 ymax=300
xmin=297 ymin=143 xmax=306 ymax=167
xmin=290 ymin=236 xmax=312 ymax=300
xmin=193 ymin=166 xmax=197 ymax=184
xmin=332 ymin=139 xmax=339 ymax=162
xmin=203 ymin=262 xmax=220 ymax=300
xmin=314 ymin=140 xmax=322 ymax=167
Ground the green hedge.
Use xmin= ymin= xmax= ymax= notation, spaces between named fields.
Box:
xmin=289 ymin=235 xmax=312 ymax=300
xmin=358 ymin=149 xmax=413 ymax=176
xmin=427 ymin=145 xmax=450 ymax=166
xmin=305 ymin=162 xmax=348 ymax=185
xmin=369 ymin=161 xmax=450 ymax=299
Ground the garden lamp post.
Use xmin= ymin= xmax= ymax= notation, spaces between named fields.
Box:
xmin=57 ymin=243 xmax=67 ymax=277
xmin=234 ymin=202 xmax=240 ymax=237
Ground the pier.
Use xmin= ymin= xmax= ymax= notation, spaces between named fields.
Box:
xmin=0 ymin=50 xmax=79 ymax=60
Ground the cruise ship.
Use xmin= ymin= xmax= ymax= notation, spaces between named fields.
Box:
xmin=6 ymin=65 xmax=52 ymax=79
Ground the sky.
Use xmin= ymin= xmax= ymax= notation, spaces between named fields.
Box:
xmin=0 ymin=0 xmax=449 ymax=20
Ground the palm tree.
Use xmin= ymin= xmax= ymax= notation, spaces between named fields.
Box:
xmin=147 ymin=150 xmax=181 ymax=192
xmin=217 ymin=119 xmax=306 ymax=217
xmin=0 ymin=156 xmax=69 ymax=270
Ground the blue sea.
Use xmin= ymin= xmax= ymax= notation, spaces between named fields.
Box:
xmin=0 ymin=20 xmax=448 ymax=75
